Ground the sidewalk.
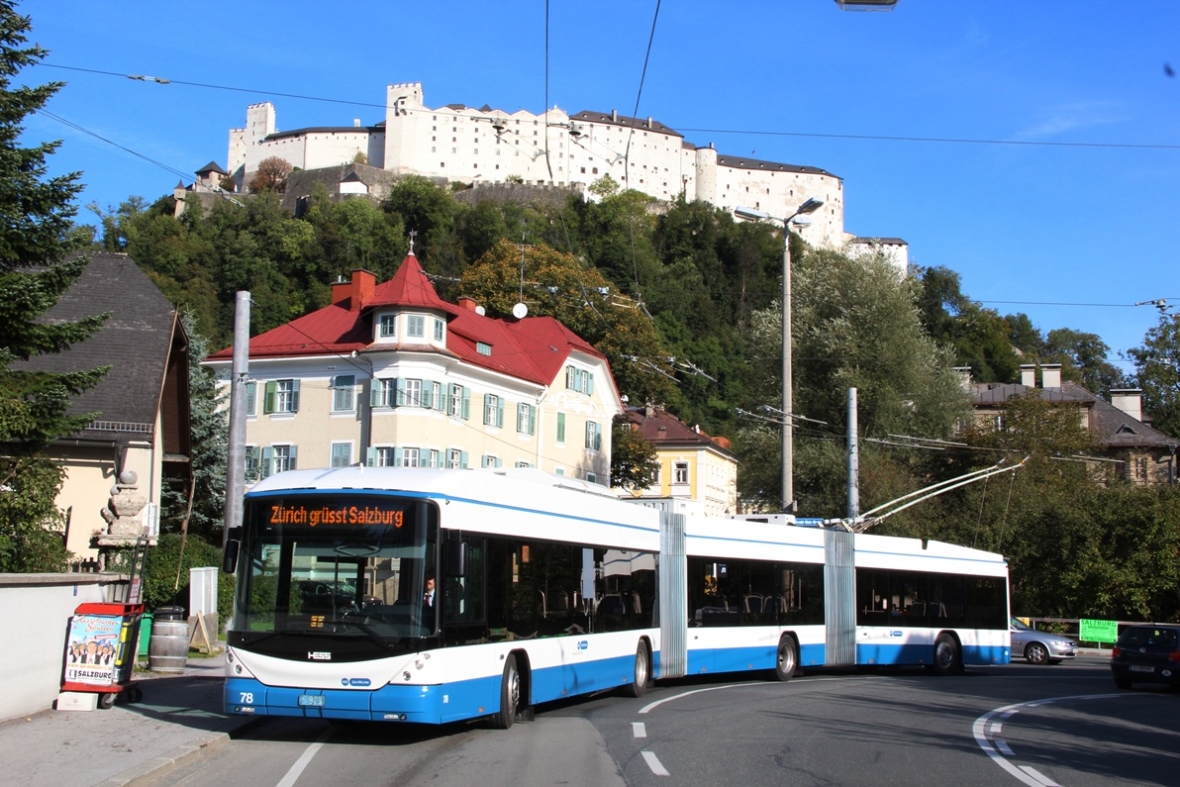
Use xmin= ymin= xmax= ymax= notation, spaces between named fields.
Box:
xmin=0 ymin=649 xmax=250 ymax=787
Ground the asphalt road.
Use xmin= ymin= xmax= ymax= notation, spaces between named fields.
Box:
xmin=144 ymin=655 xmax=1180 ymax=787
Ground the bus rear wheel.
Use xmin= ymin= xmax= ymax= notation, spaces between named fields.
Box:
xmin=490 ymin=653 xmax=520 ymax=729
xmin=775 ymin=635 xmax=798 ymax=682
xmin=931 ymin=634 xmax=961 ymax=676
xmin=623 ymin=640 xmax=651 ymax=698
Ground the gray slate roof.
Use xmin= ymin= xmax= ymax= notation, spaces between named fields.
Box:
xmin=25 ymin=253 xmax=181 ymax=440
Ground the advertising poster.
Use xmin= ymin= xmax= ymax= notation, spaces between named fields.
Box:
xmin=63 ymin=614 xmax=123 ymax=686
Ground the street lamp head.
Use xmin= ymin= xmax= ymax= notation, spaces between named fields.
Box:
xmin=796 ymin=197 xmax=824 ymax=216
xmin=734 ymin=206 xmax=771 ymax=222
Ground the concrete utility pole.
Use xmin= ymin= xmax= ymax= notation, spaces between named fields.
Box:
xmin=222 ymin=291 xmax=251 ymax=547
xmin=734 ymin=199 xmax=824 ymax=513
xmin=847 ymin=388 xmax=859 ymax=520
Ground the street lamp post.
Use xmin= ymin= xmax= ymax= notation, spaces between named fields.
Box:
xmin=735 ymin=198 xmax=824 ymax=513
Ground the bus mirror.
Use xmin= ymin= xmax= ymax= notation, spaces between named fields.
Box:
xmin=446 ymin=540 xmax=467 ymax=578
xmin=222 ymin=527 xmax=242 ymax=574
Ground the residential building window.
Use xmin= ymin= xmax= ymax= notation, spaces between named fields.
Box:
xmin=402 ymin=378 xmax=422 ymax=408
xmin=484 ymin=393 xmax=504 ymax=427
xmin=263 ymin=444 xmax=297 ymax=476
xmin=400 ymin=447 xmax=421 ymax=467
xmin=585 ymin=472 xmax=597 ymax=484
xmin=565 ymin=365 xmax=594 ymax=396
xmin=585 ymin=421 xmax=602 ymax=451
xmin=373 ymin=446 xmax=396 ymax=467
xmin=476 ymin=341 xmax=492 ymax=356
xmin=427 ymin=449 xmax=441 ymax=468
xmin=556 ymin=412 xmax=566 ymax=443
xmin=244 ymin=445 xmax=261 ymax=481
xmin=1134 ymin=456 xmax=1148 ymax=482
xmin=371 ymin=379 xmax=394 ymax=408
xmin=245 ymin=381 xmax=257 ymax=417
xmin=407 ymin=315 xmax=425 ymax=338
xmin=379 ymin=314 xmax=396 ymax=338
xmin=447 ymin=448 xmax=468 ymax=469
xmin=448 ymin=384 xmax=470 ymax=419
xmin=332 ymin=374 xmax=355 ymax=412
xmin=433 ymin=318 xmax=445 ymax=342
xmin=264 ymin=379 xmax=300 ymax=414
xmin=517 ymin=403 xmax=536 ymax=435
xmin=515 ymin=461 xmax=531 ymax=468
xmin=674 ymin=461 xmax=689 ymax=485
xmin=481 ymin=454 xmax=502 ymax=468
xmin=555 ymin=467 xmax=565 ymax=476
xmin=330 ymin=442 xmax=352 ymax=467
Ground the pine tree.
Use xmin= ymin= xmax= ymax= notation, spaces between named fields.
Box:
xmin=0 ymin=3 xmax=109 ymax=571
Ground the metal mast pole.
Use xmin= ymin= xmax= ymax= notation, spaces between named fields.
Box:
xmin=222 ymin=291 xmax=250 ymax=547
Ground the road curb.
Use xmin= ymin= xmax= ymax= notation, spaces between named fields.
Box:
xmin=96 ymin=716 xmax=265 ymax=787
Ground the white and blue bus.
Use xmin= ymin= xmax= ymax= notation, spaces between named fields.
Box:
xmin=222 ymin=468 xmax=1009 ymax=726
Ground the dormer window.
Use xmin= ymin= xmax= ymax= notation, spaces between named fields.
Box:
xmin=476 ymin=341 xmax=492 ymax=356
xmin=407 ymin=315 xmax=425 ymax=338
xmin=434 ymin=318 xmax=445 ymax=342
xmin=379 ymin=314 xmax=396 ymax=338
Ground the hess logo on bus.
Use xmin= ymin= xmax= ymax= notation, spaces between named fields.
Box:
xmin=576 ymin=640 xmax=589 ymax=651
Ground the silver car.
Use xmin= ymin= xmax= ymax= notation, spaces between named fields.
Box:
xmin=1010 ymin=618 xmax=1078 ymax=664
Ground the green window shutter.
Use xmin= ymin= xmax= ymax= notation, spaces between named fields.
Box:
xmin=395 ymin=378 xmax=407 ymax=407
xmin=261 ymin=447 xmax=274 ymax=478
xmin=496 ymin=457 xmax=503 ymax=468
xmin=264 ymin=381 xmax=277 ymax=414
xmin=496 ymin=397 xmax=505 ymax=428
xmin=594 ymin=423 xmax=602 ymax=451
xmin=289 ymin=444 xmax=298 ymax=470
xmin=587 ymin=373 xmax=594 ymax=397
xmin=557 ymin=412 xmax=566 ymax=443
xmin=460 ymin=451 xmax=469 ymax=468
xmin=370 ymin=380 xmax=383 ymax=408
xmin=461 ymin=389 xmax=470 ymax=420
xmin=245 ymin=382 xmax=256 ymax=415
xmin=365 ymin=447 xmax=376 ymax=467
xmin=422 ymin=380 xmax=434 ymax=410
xmin=291 ymin=380 xmax=301 ymax=412
xmin=394 ymin=447 xmax=403 ymax=467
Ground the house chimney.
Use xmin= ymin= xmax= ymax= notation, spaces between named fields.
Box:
xmin=1110 ymin=388 xmax=1144 ymax=422
xmin=337 ymin=269 xmax=375 ymax=312
xmin=1020 ymin=364 xmax=1036 ymax=387
xmin=611 ymin=109 xmax=618 ymax=123
xmin=1041 ymin=363 xmax=1062 ymax=390
xmin=458 ymin=297 xmax=479 ymax=312
xmin=952 ymin=366 xmax=973 ymax=392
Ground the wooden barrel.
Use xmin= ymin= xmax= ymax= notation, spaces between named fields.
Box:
xmin=148 ymin=617 xmax=188 ymax=673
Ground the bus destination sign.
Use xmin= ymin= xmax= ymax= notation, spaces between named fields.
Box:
xmin=269 ymin=504 xmax=404 ymax=528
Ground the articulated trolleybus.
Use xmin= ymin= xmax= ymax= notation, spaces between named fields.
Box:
xmin=222 ymin=467 xmax=1009 ymax=726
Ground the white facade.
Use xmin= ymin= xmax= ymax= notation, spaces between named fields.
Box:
xmin=225 ymin=82 xmax=871 ymax=251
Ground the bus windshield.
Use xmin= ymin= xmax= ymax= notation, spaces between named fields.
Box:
xmin=232 ymin=494 xmax=438 ymax=659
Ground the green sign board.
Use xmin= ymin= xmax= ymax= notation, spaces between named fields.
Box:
xmin=1080 ymin=618 xmax=1118 ymax=644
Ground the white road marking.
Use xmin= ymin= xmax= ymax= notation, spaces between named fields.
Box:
xmin=973 ymin=693 xmax=1146 ymax=786
xmin=276 ymin=725 xmax=336 ymax=787
xmin=632 ymin=722 xmax=647 ymax=738
xmin=1020 ymin=765 xmax=1062 ymax=786
xmin=637 ymin=674 xmax=880 ymax=714
xmin=641 ymin=750 xmax=670 ymax=776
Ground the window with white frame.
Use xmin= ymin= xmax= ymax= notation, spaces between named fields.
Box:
xmin=433 ymin=318 xmax=445 ymax=342
xmin=262 ymin=444 xmax=297 ymax=476
xmin=516 ymin=403 xmax=536 ymax=435
xmin=371 ymin=378 xmax=395 ymax=408
xmin=379 ymin=314 xmax=396 ymax=338
xmin=400 ymin=447 xmax=421 ymax=467
xmin=484 ymin=393 xmax=504 ymax=427
xmin=264 ymin=379 xmax=300 ymax=414
xmin=565 ymin=365 xmax=595 ymax=396
xmin=330 ymin=442 xmax=352 ymax=467
xmin=332 ymin=375 xmax=356 ymax=412
xmin=585 ymin=421 xmax=602 ymax=451
xmin=515 ymin=461 xmax=531 ymax=468
xmin=673 ymin=461 xmax=689 ymax=485
xmin=447 ymin=448 xmax=467 ymax=469
xmin=373 ymin=446 xmax=396 ymax=467
xmin=402 ymin=378 xmax=422 ymax=407
xmin=407 ymin=315 xmax=425 ymax=338
xmin=481 ymin=454 xmax=502 ymax=468
xmin=448 ymin=384 xmax=469 ymax=418
xmin=426 ymin=448 xmax=441 ymax=468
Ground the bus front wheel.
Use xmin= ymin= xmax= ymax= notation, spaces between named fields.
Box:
xmin=623 ymin=639 xmax=651 ymax=698
xmin=490 ymin=653 xmax=521 ymax=729
xmin=931 ymin=634 xmax=961 ymax=676
xmin=775 ymin=635 xmax=798 ymax=682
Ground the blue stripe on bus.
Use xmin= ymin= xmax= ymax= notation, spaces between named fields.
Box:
xmin=245 ymin=487 xmax=658 ymax=535
xmin=226 ymin=651 xmax=649 ymax=724
xmin=856 ymin=642 xmax=1009 ymax=666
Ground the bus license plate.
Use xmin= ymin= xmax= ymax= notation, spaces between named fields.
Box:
xmin=1130 ymin=665 xmax=1155 ymax=673
xmin=298 ymin=695 xmax=326 ymax=707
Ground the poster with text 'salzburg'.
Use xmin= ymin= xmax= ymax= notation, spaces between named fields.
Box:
xmin=63 ymin=615 xmax=122 ymax=686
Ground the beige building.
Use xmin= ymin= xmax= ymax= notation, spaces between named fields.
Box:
xmin=621 ymin=406 xmax=738 ymax=516
xmin=204 ymin=252 xmax=624 ymax=485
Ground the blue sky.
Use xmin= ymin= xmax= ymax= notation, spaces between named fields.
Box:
xmin=22 ymin=1 xmax=1180 ymax=375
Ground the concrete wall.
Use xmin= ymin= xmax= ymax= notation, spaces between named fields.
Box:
xmin=0 ymin=574 xmax=127 ymax=721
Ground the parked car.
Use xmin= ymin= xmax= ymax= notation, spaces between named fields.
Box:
xmin=1110 ymin=624 xmax=1180 ymax=690
xmin=1010 ymin=618 xmax=1077 ymax=664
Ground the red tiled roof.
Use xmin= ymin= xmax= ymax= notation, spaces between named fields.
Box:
xmin=624 ymin=406 xmax=735 ymax=457
xmin=209 ymin=253 xmax=612 ymax=389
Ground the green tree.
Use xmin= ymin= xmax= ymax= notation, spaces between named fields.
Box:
xmin=1126 ymin=314 xmax=1180 ymax=438
xmin=916 ymin=266 xmax=1021 ymax=383
xmin=1043 ymin=327 xmax=1125 ymax=396
xmin=610 ymin=416 xmax=659 ymax=491
xmin=0 ymin=3 xmax=109 ymax=571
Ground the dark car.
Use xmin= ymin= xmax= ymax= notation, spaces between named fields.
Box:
xmin=1110 ymin=624 xmax=1180 ymax=690
xmin=1010 ymin=618 xmax=1077 ymax=664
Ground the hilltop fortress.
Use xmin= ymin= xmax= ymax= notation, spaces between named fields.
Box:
xmin=225 ymin=82 xmax=906 ymax=267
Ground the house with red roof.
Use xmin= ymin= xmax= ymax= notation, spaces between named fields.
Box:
xmin=621 ymin=405 xmax=739 ymax=515
xmin=204 ymin=251 xmax=623 ymax=484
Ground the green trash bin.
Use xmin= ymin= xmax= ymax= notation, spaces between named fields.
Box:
xmin=138 ymin=612 xmax=154 ymax=657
